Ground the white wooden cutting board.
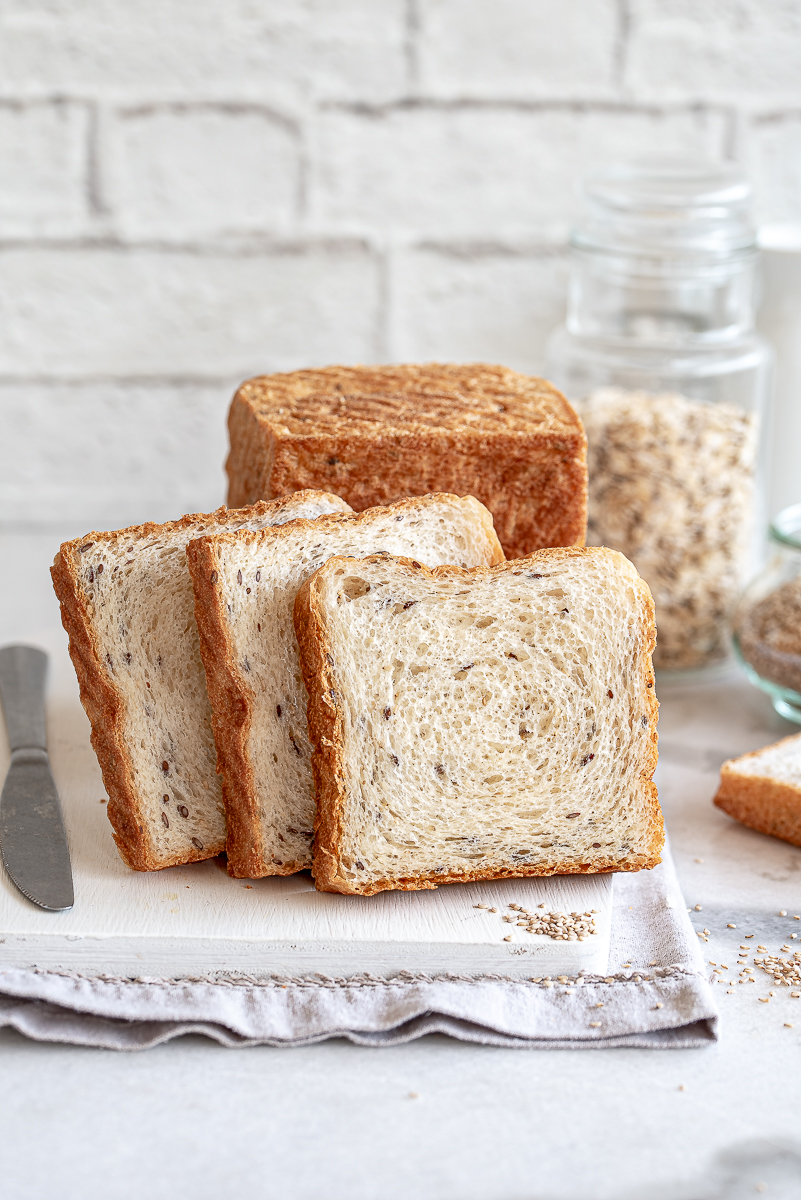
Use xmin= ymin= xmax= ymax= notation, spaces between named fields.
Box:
xmin=0 ymin=690 xmax=613 ymax=980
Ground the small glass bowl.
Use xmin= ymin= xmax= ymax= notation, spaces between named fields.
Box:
xmin=732 ymin=503 xmax=801 ymax=723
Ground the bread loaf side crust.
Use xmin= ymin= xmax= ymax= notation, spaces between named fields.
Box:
xmin=297 ymin=547 xmax=662 ymax=896
xmin=226 ymin=389 xmax=276 ymax=509
xmin=193 ymin=492 xmax=504 ymax=877
xmin=52 ymin=494 xmax=349 ymax=872
xmin=226 ymin=364 xmax=587 ymax=559
xmin=52 ymin=545 xmax=155 ymax=869
xmin=714 ymin=747 xmax=801 ymax=847
xmin=186 ymin=537 xmax=269 ymax=877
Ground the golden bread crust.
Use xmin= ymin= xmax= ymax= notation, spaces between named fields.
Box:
xmin=226 ymin=363 xmax=587 ymax=559
xmin=295 ymin=546 xmax=662 ymax=896
xmin=714 ymin=740 xmax=801 ymax=847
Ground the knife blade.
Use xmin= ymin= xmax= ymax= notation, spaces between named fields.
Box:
xmin=0 ymin=645 xmax=74 ymax=911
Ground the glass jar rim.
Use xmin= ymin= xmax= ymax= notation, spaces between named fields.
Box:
xmin=770 ymin=503 xmax=801 ymax=551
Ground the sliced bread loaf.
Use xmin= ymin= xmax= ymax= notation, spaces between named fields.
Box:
xmin=186 ymin=493 xmax=504 ymax=877
xmin=51 ymin=491 xmax=351 ymax=870
xmin=714 ymin=733 xmax=801 ymax=847
xmin=226 ymin=362 xmax=587 ymax=560
xmin=294 ymin=547 xmax=663 ymax=895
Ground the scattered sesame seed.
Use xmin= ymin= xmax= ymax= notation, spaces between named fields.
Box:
xmin=727 ymin=923 xmax=736 ymax=928
xmin=408 ymin=1092 xmax=419 ymax=1099
xmin=780 ymin=910 xmax=787 ymax=916
xmin=503 ymin=935 xmax=512 ymax=942
xmin=654 ymin=1003 xmax=664 ymax=1009
xmin=678 ymin=1085 xmax=686 ymax=1092
xmin=694 ymin=904 xmax=702 ymax=911
xmin=589 ymin=1021 xmax=601 ymax=1028
xmin=594 ymin=1003 xmax=604 ymax=1008
xmin=791 ymin=992 xmax=800 ymax=999
xmin=695 ymin=858 xmax=704 ymax=863
xmin=759 ymin=998 xmax=770 ymax=1003
xmin=785 ymin=1023 xmax=794 ymax=1029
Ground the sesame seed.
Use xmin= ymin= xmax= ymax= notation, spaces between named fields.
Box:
xmin=503 ymin=935 xmax=512 ymax=942
xmin=678 ymin=1085 xmax=686 ymax=1092
xmin=654 ymin=1003 xmax=664 ymax=1009
xmin=649 ymin=960 xmax=658 ymax=966
xmin=780 ymin=910 xmax=787 ymax=916
xmin=759 ymin=998 xmax=770 ymax=1003
xmin=408 ymin=1092 xmax=419 ymax=1099
xmin=694 ymin=904 xmax=702 ymax=911
xmin=594 ymin=1002 xmax=604 ymax=1008
xmin=589 ymin=1021 xmax=601 ymax=1028
xmin=695 ymin=857 xmax=704 ymax=863
xmin=785 ymin=1023 xmax=794 ymax=1029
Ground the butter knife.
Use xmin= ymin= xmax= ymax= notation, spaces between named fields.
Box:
xmin=0 ymin=645 xmax=74 ymax=911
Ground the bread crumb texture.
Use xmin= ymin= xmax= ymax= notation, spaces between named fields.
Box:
xmin=298 ymin=546 xmax=662 ymax=895
xmin=226 ymin=363 xmax=587 ymax=560
xmin=715 ymin=732 xmax=801 ymax=848
xmin=579 ymin=387 xmax=758 ymax=672
xmin=189 ymin=493 xmax=504 ymax=878
xmin=50 ymin=492 xmax=351 ymax=871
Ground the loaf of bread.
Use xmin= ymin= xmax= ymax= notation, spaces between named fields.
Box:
xmin=294 ymin=547 xmax=663 ymax=895
xmin=226 ymin=363 xmax=587 ymax=560
xmin=714 ymin=733 xmax=801 ymax=847
xmin=186 ymin=494 xmax=504 ymax=878
xmin=51 ymin=492 xmax=350 ymax=870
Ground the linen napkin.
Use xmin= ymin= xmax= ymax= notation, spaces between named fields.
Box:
xmin=0 ymin=843 xmax=717 ymax=1050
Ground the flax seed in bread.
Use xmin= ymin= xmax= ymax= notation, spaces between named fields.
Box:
xmin=294 ymin=547 xmax=662 ymax=895
xmin=51 ymin=491 xmax=351 ymax=871
xmin=226 ymin=363 xmax=587 ymax=560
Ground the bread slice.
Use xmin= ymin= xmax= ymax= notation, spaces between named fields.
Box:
xmin=187 ymin=493 xmax=504 ymax=878
xmin=714 ymin=733 xmax=801 ymax=847
xmin=51 ymin=491 xmax=351 ymax=871
xmin=225 ymin=363 xmax=587 ymax=560
xmin=294 ymin=547 xmax=663 ymax=895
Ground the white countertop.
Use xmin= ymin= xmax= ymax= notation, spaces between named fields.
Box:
xmin=2 ymin=528 xmax=801 ymax=1200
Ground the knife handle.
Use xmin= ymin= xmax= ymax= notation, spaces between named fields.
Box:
xmin=0 ymin=645 xmax=48 ymax=753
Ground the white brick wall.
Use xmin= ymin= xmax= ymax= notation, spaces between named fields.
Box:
xmin=1 ymin=0 xmax=800 ymax=531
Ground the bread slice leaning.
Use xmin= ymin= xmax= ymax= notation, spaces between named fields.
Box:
xmin=51 ymin=491 xmax=351 ymax=870
xmin=294 ymin=547 xmax=663 ymax=895
xmin=714 ymin=732 xmax=801 ymax=847
xmin=187 ymin=493 xmax=504 ymax=878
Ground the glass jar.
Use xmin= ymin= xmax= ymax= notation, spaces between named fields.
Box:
xmin=732 ymin=504 xmax=801 ymax=723
xmin=546 ymin=160 xmax=772 ymax=676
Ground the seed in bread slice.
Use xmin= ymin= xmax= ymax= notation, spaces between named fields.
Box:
xmin=294 ymin=547 xmax=663 ymax=895
xmin=714 ymin=732 xmax=801 ymax=847
xmin=51 ymin=491 xmax=351 ymax=871
xmin=226 ymin=362 xmax=587 ymax=560
xmin=187 ymin=493 xmax=504 ymax=878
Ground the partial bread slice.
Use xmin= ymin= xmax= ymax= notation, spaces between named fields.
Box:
xmin=187 ymin=493 xmax=504 ymax=878
xmin=714 ymin=733 xmax=801 ymax=847
xmin=226 ymin=362 xmax=587 ymax=560
xmin=51 ymin=491 xmax=351 ymax=871
xmin=294 ymin=547 xmax=663 ymax=895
